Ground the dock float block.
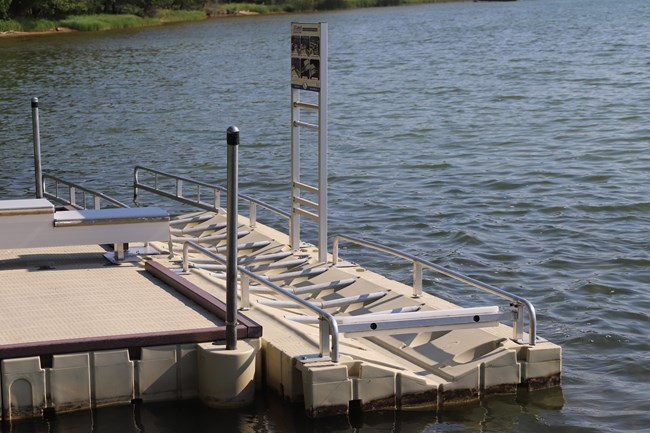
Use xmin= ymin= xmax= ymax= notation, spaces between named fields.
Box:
xmin=1 ymin=357 xmax=46 ymax=420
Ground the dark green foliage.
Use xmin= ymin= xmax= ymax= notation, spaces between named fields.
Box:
xmin=0 ymin=0 xmax=11 ymax=19
xmin=315 ymin=0 xmax=346 ymax=9
xmin=1 ymin=0 xmax=204 ymax=19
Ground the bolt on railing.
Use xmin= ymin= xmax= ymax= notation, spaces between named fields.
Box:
xmin=332 ymin=234 xmax=537 ymax=345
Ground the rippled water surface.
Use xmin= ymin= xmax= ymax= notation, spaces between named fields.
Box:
xmin=2 ymin=0 xmax=650 ymax=431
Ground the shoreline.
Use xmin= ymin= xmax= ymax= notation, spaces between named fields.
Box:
xmin=0 ymin=1 xmax=464 ymax=38
xmin=0 ymin=26 xmax=76 ymax=37
xmin=0 ymin=11 xmax=260 ymax=38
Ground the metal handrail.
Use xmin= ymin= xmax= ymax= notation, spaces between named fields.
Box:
xmin=181 ymin=240 xmax=340 ymax=362
xmin=42 ymin=173 xmax=129 ymax=209
xmin=133 ymin=166 xmax=290 ymax=227
xmin=332 ymin=234 xmax=537 ymax=345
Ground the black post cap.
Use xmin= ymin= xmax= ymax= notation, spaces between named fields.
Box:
xmin=31 ymin=97 xmax=39 ymax=108
xmin=227 ymin=126 xmax=240 ymax=146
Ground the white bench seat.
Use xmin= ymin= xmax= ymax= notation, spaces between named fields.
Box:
xmin=0 ymin=199 xmax=169 ymax=257
xmin=54 ymin=208 xmax=169 ymax=227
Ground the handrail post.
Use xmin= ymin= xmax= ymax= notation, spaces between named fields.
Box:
xmin=413 ymin=262 xmax=423 ymax=298
xmin=214 ymin=189 xmax=221 ymax=211
xmin=249 ymin=202 xmax=257 ymax=228
xmin=182 ymin=242 xmax=190 ymax=273
xmin=512 ymin=302 xmax=524 ymax=342
xmin=319 ymin=317 xmax=331 ymax=359
xmin=31 ymin=97 xmax=43 ymax=199
xmin=332 ymin=236 xmax=339 ymax=265
xmin=133 ymin=167 xmax=139 ymax=204
xmin=240 ymin=273 xmax=250 ymax=310
xmin=226 ymin=126 xmax=240 ymax=351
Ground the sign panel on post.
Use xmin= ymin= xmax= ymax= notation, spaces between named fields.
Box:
xmin=291 ymin=23 xmax=321 ymax=92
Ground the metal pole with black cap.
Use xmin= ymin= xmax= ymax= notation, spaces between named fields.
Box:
xmin=226 ymin=126 xmax=240 ymax=350
xmin=31 ymin=97 xmax=43 ymax=199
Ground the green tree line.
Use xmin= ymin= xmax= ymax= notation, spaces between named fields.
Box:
xmin=1 ymin=0 xmax=447 ymax=27
xmin=0 ymin=0 xmax=205 ymax=20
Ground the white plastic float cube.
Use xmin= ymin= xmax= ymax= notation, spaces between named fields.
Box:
xmin=350 ymin=362 xmax=397 ymax=411
xmin=480 ymin=348 xmax=521 ymax=395
xmin=137 ymin=346 xmax=179 ymax=402
xmin=178 ymin=344 xmax=198 ymax=399
xmin=396 ymin=371 xmax=439 ymax=410
xmin=50 ymin=353 xmax=92 ymax=412
xmin=262 ymin=340 xmax=303 ymax=401
xmin=1 ymin=356 xmax=47 ymax=420
xmin=519 ymin=342 xmax=562 ymax=389
xmin=92 ymin=350 xmax=134 ymax=406
xmin=137 ymin=344 xmax=197 ymax=402
xmin=299 ymin=362 xmax=352 ymax=417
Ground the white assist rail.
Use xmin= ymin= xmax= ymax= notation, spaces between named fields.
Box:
xmin=332 ymin=234 xmax=537 ymax=345
xmin=180 ymin=240 xmax=340 ymax=362
xmin=133 ymin=166 xmax=290 ymax=229
xmin=286 ymin=306 xmax=507 ymax=338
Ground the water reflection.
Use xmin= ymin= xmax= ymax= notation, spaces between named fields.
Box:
xmin=3 ymin=387 xmax=568 ymax=433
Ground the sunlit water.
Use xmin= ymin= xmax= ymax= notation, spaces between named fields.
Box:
xmin=2 ymin=0 xmax=650 ymax=431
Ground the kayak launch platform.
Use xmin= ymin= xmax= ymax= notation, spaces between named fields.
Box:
xmin=0 ymin=183 xmax=561 ymax=421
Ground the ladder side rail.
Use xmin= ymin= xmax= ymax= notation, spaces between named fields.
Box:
xmin=317 ymin=22 xmax=328 ymax=264
xmin=290 ymin=89 xmax=302 ymax=251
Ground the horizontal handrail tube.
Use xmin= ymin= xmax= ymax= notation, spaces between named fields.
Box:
xmin=134 ymin=166 xmax=290 ymax=221
xmin=181 ymin=241 xmax=340 ymax=362
xmin=333 ymin=234 xmax=537 ymax=345
xmin=42 ymin=173 xmax=129 ymax=209
xmin=136 ymin=184 xmax=221 ymax=213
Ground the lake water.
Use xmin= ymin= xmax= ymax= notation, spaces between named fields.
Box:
xmin=1 ymin=0 xmax=650 ymax=431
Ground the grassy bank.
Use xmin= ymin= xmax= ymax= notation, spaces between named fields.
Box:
xmin=0 ymin=9 xmax=207 ymax=33
xmin=1 ymin=0 xmax=458 ymax=34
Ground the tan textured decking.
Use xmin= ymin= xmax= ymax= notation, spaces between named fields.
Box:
xmin=0 ymin=245 xmax=223 ymax=345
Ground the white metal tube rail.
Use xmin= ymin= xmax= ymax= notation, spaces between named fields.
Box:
xmin=133 ymin=166 xmax=290 ymax=228
xmin=42 ymin=173 xmax=129 ymax=209
xmin=332 ymin=234 xmax=537 ymax=345
xmin=181 ymin=240 xmax=340 ymax=362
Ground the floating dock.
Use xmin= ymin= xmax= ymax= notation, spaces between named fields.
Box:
xmin=0 ymin=201 xmax=561 ymax=421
